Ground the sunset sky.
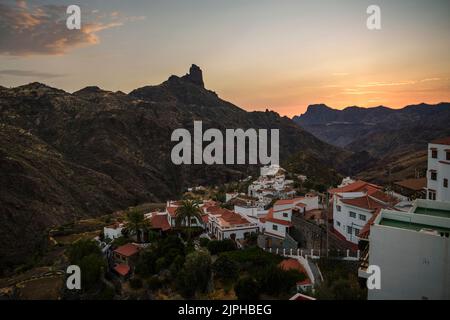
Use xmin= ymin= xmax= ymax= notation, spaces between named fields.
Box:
xmin=0 ymin=0 xmax=449 ymax=117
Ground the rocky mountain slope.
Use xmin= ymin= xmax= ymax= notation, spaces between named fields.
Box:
xmin=0 ymin=65 xmax=347 ymax=269
xmin=293 ymin=103 xmax=450 ymax=182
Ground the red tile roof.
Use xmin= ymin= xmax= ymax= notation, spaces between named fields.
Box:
xmin=359 ymin=208 xmax=381 ymax=240
xmin=114 ymin=264 xmax=130 ymax=276
xmin=114 ymin=243 xmax=139 ymax=257
xmin=341 ymin=196 xmax=389 ymax=211
xmin=279 ymin=258 xmax=312 ymax=286
xmin=166 ymin=206 xmax=177 ymax=217
xmin=431 ymin=137 xmax=450 ymax=146
xmin=394 ymin=178 xmax=427 ymax=191
xmin=328 ymin=180 xmax=381 ymax=195
xmin=264 ymin=208 xmax=292 ymax=226
xmin=150 ymin=214 xmax=171 ymax=231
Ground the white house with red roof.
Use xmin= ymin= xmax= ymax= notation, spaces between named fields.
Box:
xmin=427 ymin=137 xmax=450 ymax=202
xmin=329 ymin=180 xmax=399 ymax=245
xmin=164 ymin=200 xmax=214 ymax=229
xmin=259 ymin=195 xmax=319 ymax=247
xmin=204 ymin=206 xmax=259 ymax=241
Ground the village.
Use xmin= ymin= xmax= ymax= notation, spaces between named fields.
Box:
xmin=1 ymin=137 xmax=449 ymax=300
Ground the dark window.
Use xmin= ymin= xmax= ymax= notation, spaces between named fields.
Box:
xmin=283 ymin=212 xmax=288 ymax=218
xmin=347 ymin=226 xmax=352 ymax=234
xmin=428 ymin=191 xmax=436 ymax=200
xmin=337 ymin=221 xmax=341 ymax=227
xmin=431 ymin=149 xmax=438 ymax=158
xmin=272 ymin=224 xmax=278 ymax=231
xmin=431 ymin=171 xmax=437 ymax=181
xmin=447 ymin=151 xmax=450 ymax=161
xmin=336 ymin=205 xmax=342 ymax=212
xmin=354 ymin=229 xmax=360 ymax=236
xmin=359 ymin=214 xmax=366 ymax=221
xmin=444 ymin=179 xmax=448 ymax=188
xmin=349 ymin=211 xmax=356 ymax=218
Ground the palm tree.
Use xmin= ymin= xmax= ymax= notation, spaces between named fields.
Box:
xmin=124 ymin=209 xmax=150 ymax=243
xmin=175 ymin=200 xmax=204 ymax=242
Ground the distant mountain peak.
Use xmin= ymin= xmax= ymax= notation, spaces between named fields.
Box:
xmin=73 ymin=86 xmax=110 ymax=96
xmin=181 ymin=64 xmax=204 ymax=87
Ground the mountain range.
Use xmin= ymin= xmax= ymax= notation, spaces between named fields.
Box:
xmin=293 ymin=102 xmax=450 ymax=181
xmin=0 ymin=65 xmax=345 ymax=270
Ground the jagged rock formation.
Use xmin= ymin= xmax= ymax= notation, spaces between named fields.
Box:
xmin=0 ymin=66 xmax=346 ymax=270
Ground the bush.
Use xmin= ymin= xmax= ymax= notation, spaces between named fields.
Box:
xmin=212 ymin=255 xmax=239 ymax=284
xmin=130 ymin=278 xmax=143 ymax=289
xmin=207 ymin=239 xmax=236 ymax=255
xmin=235 ymin=276 xmax=259 ymax=300
xmin=199 ymin=237 xmax=210 ymax=247
xmin=176 ymin=250 xmax=212 ymax=298
xmin=146 ymin=276 xmax=163 ymax=291
xmin=67 ymin=239 xmax=101 ymax=264
xmin=257 ymin=265 xmax=305 ymax=297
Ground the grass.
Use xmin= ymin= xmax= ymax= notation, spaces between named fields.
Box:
xmin=17 ymin=275 xmax=64 ymax=300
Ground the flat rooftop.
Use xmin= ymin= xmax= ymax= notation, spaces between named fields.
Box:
xmin=413 ymin=207 xmax=450 ymax=218
xmin=380 ymin=218 xmax=450 ymax=234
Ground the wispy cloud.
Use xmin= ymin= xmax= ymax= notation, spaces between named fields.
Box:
xmin=0 ymin=69 xmax=64 ymax=78
xmin=357 ymin=78 xmax=443 ymax=88
xmin=0 ymin=1 xmax=144 ymax=56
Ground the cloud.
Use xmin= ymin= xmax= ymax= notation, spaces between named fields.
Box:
xmin=332 ymin=73 xmax=349 ymax=76
xmin=357 ymin=78 xmax=443 ymax=88
xmin=0 ymin=1 xmax=140 ymax=56
xmin=0 ymin=69 xmax=64 ymax=78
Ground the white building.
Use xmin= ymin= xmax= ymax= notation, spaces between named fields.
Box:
xmin=248 ymin=165 xmax=296 ymax=205
xmin=427 ymin=137 xmax=450 ymax=202
xmin=359 ymin=199 xmax=450 ymax=300
xmin=164 ymin=200 xmax=214 ymax=228
xmin=103 ymin=223 xmax=124 ymax=240
xmin=329 ymin=180 xmax=399 ymax=245
xmin=205 ymin=206 xmax=259 ymax=241
xmin=260 ymin=195 xmax=319 ymax=246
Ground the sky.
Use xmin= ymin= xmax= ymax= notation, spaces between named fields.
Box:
xmin=0 ymin=0 xmax=449 ymax=117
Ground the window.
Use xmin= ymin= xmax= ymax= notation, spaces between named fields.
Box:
xmin=349 ymin=211 xmax=356 ymax=218
xmin=283 ymin=212 xmax=288 ymax=218
xmin=272 ymin=224 xmax=278 ymax=231
xmin=337 ymin=221 xmax=341 ymax=227
xmin=431 ymin=171 xmax=437 ymax=181
xmin=428 ymin=191 xmax=436 ymax=200
xmin=347 ymin=226 xmax=352 ymax=234
xmin=444 ymin=179 xmax=448 ymax=188
xmin=336 ymin=205 xmax=341 ymax=212
xmin=354 ymin=229 xmax=360 ymax=236
xmin=359 ymin=214 xmax=366 ymax=221
xmin=447 ymin=151 xmax=450 ymax=161
xmin=431 ymin=149 xmax=438 ymax=158
xmin=191 ymin=218 xmax=197 ymax=224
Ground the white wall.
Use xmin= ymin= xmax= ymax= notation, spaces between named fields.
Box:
xmin=333 ymin=197 xmax=371 ymax=244
xmin=427 ymin=143 xmax=450 ymax=202
xmin=368 ymin=223 xmax=450 ymax=300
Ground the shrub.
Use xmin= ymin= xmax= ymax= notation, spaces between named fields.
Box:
xmin=207 ymin=239 xmax=236 ymax=255
xmin=212 ymin=255 xmax=239 ymax=284
xmin=130 ymin=278 xmax=143 ymax=289
xmin=235 ymin=276 xmax=259 ymax=300
xmin=176 ymin=250 xmax=212 ymax=298
xmin=199 ymin=237 xmax=210 ymax=247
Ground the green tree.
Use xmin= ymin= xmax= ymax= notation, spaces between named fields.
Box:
xmin=175 ymin=200 xmax=204 ymax=242
xmin=235 ymin=276 xmax=259 ymax=300
xmin=67 ymin=239 xmax=101 ymax=265
xmin=79 ymin=253 xmax=106 ymax=291
xmin=212 ymin=255 xmax=239 ymax=285
xmin=176 ymin=250 xmax=212 ymax=298
xmin=124 ymin=209 xmax=151 ymax=243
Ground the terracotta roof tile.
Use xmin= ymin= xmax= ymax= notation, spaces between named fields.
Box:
xmin=114 ymin=243 xmax=139 ymax=257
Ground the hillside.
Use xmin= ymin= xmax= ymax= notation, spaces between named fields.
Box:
xmin=293 ymin=103 xmax=450 ymax=182
xmin=0 ymin=65 xmax=347 ymax=269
